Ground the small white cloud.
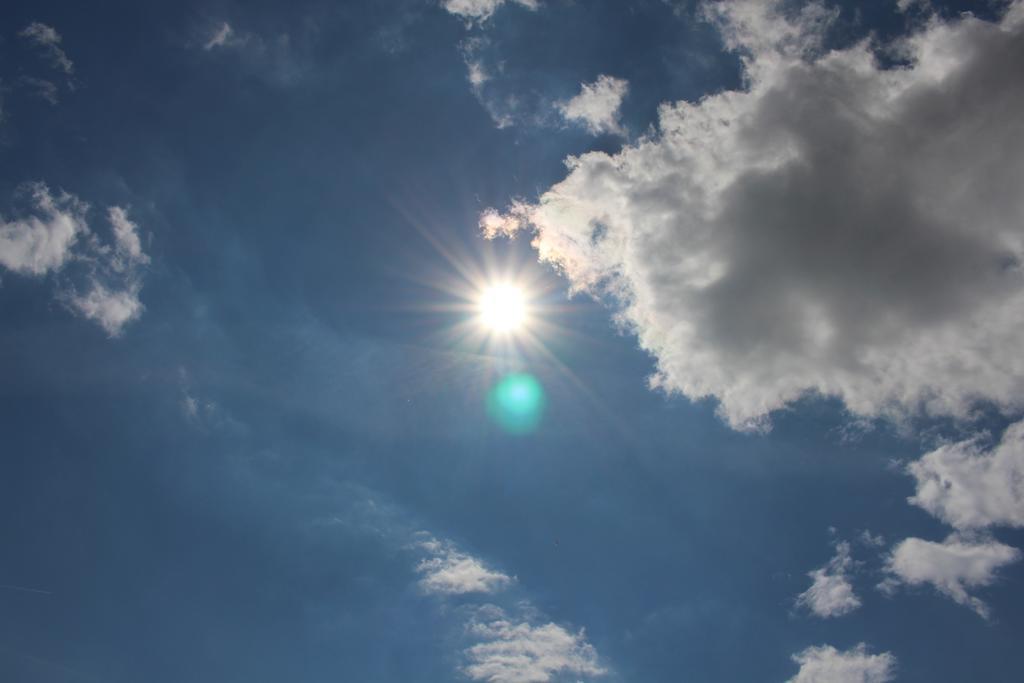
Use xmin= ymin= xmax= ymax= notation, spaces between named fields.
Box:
xmin=787 ymin=643 xmax=896 ymax=683
xmin=796 ymin=541 xmax=861 ymax=618
xmin=64 ymin=281 xmax=144 ymax=337
xmin=463 ymin=607 xmax=606 ymax=683
xmin=415 ymin=535 xmax=513 ymax=595
xmin=443 ymin=0 xmax=539 ymax=23
xmin=19 ymin=22 xmax=74 ymax=75
xmin=882 ymin=534 xmax=1021 ymax=619
xmin=908 ymin=420 xmax=1024 ymax=531
xmin=557 ymin=75 xmax=629 ymax=136
xmin=0 ymin=183 xmax=87 ymax=276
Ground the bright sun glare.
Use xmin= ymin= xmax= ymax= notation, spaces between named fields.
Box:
xmin=478 ymin=284 xmax=527 ymax=333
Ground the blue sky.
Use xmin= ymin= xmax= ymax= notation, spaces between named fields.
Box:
xmin=2 ymin=1 xmax=1024 ymax=681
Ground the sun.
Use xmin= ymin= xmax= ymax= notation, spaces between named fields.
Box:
xmin=478 ymin=284 xmax=528 ymax=333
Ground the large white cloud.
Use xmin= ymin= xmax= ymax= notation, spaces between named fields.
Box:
xmin=882 ymin=534 xmax=1021 ymax=619
xmin=908 ymin=419 xmax=1024 ymax=531
xmin=558 ymin=75 xmax=629 ymax=136
xmin=463 ymin=606 xmax=606 ymax=683
xmin=796 ymin=541 xmax=861 ymax=618
xmin=483 ymin=0 xmax=1024 ymax=431
xmin=0 ymin=185 xmax=149 ymax=336
xmin=786 ymin=644 xmax=896 ymax=683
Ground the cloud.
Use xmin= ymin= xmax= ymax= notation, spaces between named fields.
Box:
xmin=463 ymin=606 xmax=606 ymax=683
xmin=882 ymin=534 xmax=1021 ymax=618
xmin=482 ymin=0 xmax=1024 ymax=431
xmin=19 ymin=76 xmax=59 ymax=105
xmin=796 ymin=540 xmax=861 ymax=618
xmin=787 ymin=644 xmax=896 ymax=683
xmin=908 ymin=420 xmax=1024 ymax=531
xmin=406 ymin=533 xmax=607 ymax=681
xmin=200 ymin=21 xmax=265 ymax=53
xmin=62 ymin=207 xmax=149 ymax=337
xmin=558 ymin=75 xmax=629 ymax=136
xmin=193 ymin=20 xmax=311 ymax=86
xmin=443 ymin=0 xmax=539 ymax=24
xmin=414 ymin=535 xmax=514 ymax=595
xmin=19 ymin=22 xmax=74 ymax=75
xmin=0 ymin=183 xmax=87 ymax=276
xmin=858 ymin=531 xmax=886 ymax=548
xmin=0 ymin=185 xmax=149 ymax=336
xmin=203 ymin=22 xmax=239 ymax=50
xmin=459 ymin=36 xmax=519 ymax=129
xmin=64 ymin=282 xmax=144 ymax=337
xmin=107 ymin=207 xmax=150 ymax=269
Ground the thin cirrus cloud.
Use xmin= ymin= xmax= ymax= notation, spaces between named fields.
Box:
xmin=558 ymin=75 xmax=629 ymax=136
xmin=482 ymin=0 xmax=1024 ymax=432
xmin=19 ymin=22 xmax=74 ymax=75
xmin=203 ymin=21 xmax=241 ymax=51
xmin=0 ymin=183 xmax=150 ymax=337
xmin=796 ymin=540 xmax=861 ymax=619
xmin=786 ymin=644 xmax=896 ymax=683
xmin=194 ymin=19 xmax=310 ymax=86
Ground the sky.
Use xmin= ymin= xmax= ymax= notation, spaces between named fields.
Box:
xmin=2 ymin=0 xmax=1024 ymax=681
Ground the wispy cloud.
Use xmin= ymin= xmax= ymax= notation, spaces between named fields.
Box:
xmin=203 ymin=22 xmax=240 ymax=50
xmin=796 ymin=540 xmax=861 ymax=618
xmin=19 ymin=22 xmax=74 ymax=76
xmin=62 ymin=206 xmax=150 ymax=337
xmin=193 ymin=19 xmax=311 ymax=86
xmin=19 ymin=76 xmax=60 ymax=105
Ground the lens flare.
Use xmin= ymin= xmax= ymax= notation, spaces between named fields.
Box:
xmin=478 ymin=284 xmax=527 ymax=333
xmin=487 ymin=373 xmax=546 ymax=434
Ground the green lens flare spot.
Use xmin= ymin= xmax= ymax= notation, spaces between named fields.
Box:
xmin=487 ymin=373 xmax=546 ymax=435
